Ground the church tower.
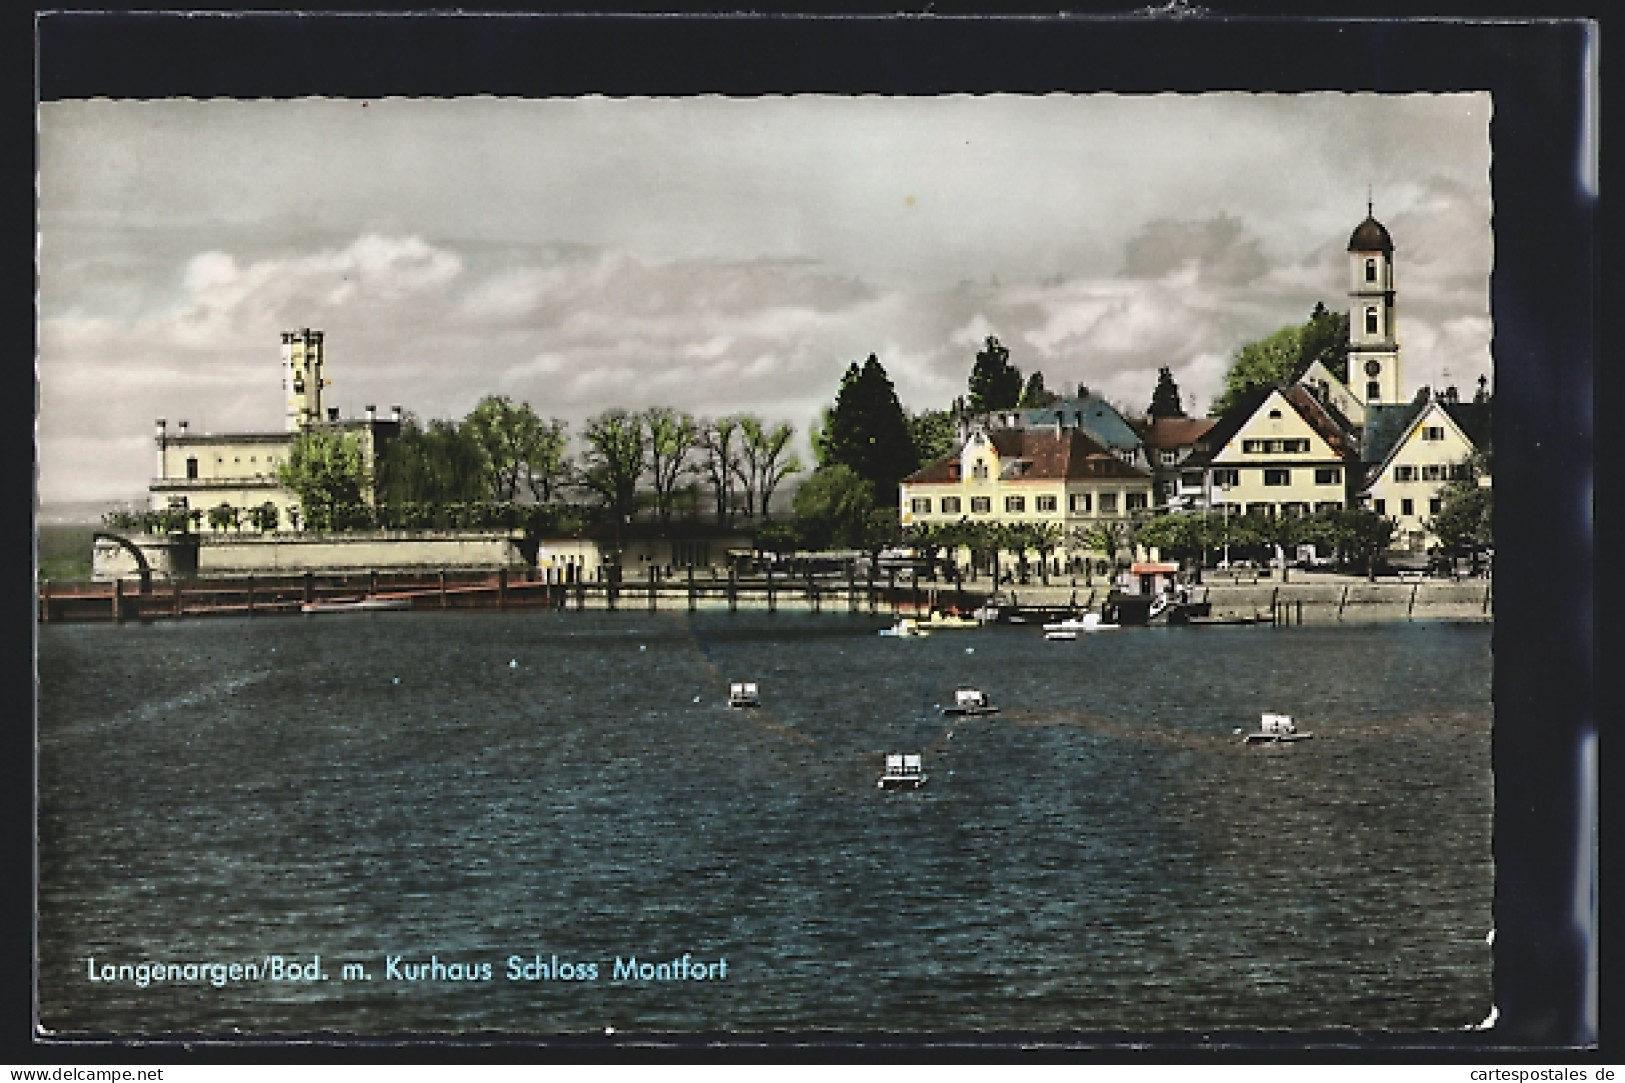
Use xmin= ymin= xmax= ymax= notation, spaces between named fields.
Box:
xmin=282 ymin=328 xmax=326 ymax=431
xmin=1347 ymin=204 xmax=1402 ymax=406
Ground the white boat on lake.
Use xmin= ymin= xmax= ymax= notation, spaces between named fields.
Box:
xmin=942 ymin=687 xmax=999 ymax=716
xmin=727 ymin=681 xmax=760 ymax=708
xmin=1042 ymin=612 xmax=1120 ymax=634
xmin=878 ymin=617 xmax=931 ymax=638
xmin=1243 ymin=713 xmax=1314 ymax=744
xmin=878 ymin=753 xmax=927 ymax=790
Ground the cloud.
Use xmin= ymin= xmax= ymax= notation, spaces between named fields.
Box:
xmin=1121 ymin=214 xmax=1269 ymax=287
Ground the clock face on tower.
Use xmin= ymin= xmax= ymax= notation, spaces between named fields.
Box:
xmin=1365 ymin=359 xmax=1382 ymax=377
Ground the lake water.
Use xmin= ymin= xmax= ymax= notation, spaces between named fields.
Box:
xmin=37 ymin=611 xmax=1493 ymax=1037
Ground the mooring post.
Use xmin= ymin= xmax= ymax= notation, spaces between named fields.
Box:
xmin=1408 ymin=580 xmax=1419 ymax=619
xmin=173 ymin=578 xmax=182 ymax=617
xmin=439 ymin=569 xmax=448 ymax=608
xmin=648 ymin=563 xmax=657 ymax=612
xmin=847 ymin=560 xmax=857 ymax=612
xmin=766 ymin=561 xmax=775 ymax=613
xmin=888 ymin=566 xmax=898 ymax=614
xmin=1296 ymin=598 xmax=1303 ymax=625
xmin=247 ymin=574 xmax=255 ymax=615
xmin=1338 ymin=584 xmax=1349 ymax=620
xmin=40 ymin=579 xmax=49 ymax=623
xmin=498 ymin=567 xmax=509 ymax=610
xmin=688 ymin=562 xmax=696 ymax=611
xmin=303 ymin=571 xmax=314 ymax=606
xmin=111 ymin=578 xmax=123 ymax=623
xmin=729 ymin=565 xmax=738 ymax=613
xmin=369 ymin=569 xmax=378 ymax=597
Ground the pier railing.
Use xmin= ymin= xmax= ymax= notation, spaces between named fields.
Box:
xmin=37 ymin=565 xmax=990 ymax=624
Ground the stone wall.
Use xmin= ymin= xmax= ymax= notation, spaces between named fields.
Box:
xmin=94 ymin=530 xmax=540 ymax=580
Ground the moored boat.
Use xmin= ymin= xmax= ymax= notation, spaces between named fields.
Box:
xmin=727 ymin=681 xmax=760 ymax=708
xmin=878 ymin=617 xmax=931 ymax=638
xmin=300 ymin=595 xmax=413 ymax=614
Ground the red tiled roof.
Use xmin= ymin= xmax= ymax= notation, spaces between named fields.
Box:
xmin=1130 ymin=415 xmax=1217 ymax=450
xmin=904 ymin=427 xmax=1149 ymax=484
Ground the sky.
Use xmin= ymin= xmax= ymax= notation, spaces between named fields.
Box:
xmin=36 ymin=93 xmax=1492 ymax=506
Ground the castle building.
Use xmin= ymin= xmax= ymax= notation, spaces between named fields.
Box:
xmin=149 ymin=329 xmax=401 ymax=531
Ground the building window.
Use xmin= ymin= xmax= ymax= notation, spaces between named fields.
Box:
xmin=911 ymin=498 xmax=932 ymax=514
xmin=941 ymin=496 xmax=961 ymax=514
xmin=1181 ymin=471 xmax=1203 ymax=488
xmin=1315 ymin=467 xmax=1341 ymax=485
xmin=1401 ymin=498 xmax=1415 ymax=516
xmin=1160 ymin=449 xmax=1177 ymax=465
xmin=1394 ymin=466 xmax=1417 ymax=482
xmin=1374 ymin=498 xmax=1386 ymax=515
xmin=1243 ymin=438 xmax=1309 ymax=454
xmin=970 ymin=497 xmax=991 ymax=514
xmin=186 ymin=457 xmax=198 ymax=480
xmin=1099 ymin=493 xmax=1119 ymax=513
xmin=1069 ymin=493 xmax=1091 ymax=513
xmin=1450 ymin=464 xmax=1474 ymax=481
xmin=1422 ymin=425 xmax=1445 ymax=441
xmin=1246 ymin=503 xmax=1274 ymax=518
xmin=1367 ymin=381 xmax=1381 ymax=400
xmin=1036 ymin=495 xmax=1057 ymax=513
xmin=1212 ymin=468 xmax=1240 ymax=488
xmin=1366 ymin=257 xmax=1377 ymax=282
xmin=1004 ymin=496 xmax=1026 ymax=513
xmin=1281 ymin=502 xmax=1308 ymax=518
xmin=1315 ymin=501 xmax=1343 ymax=512
xmin=1429 ymin=498 xmax=1443 ymax=515
xmin=972 ymin=459 xmax=989 ymax=480
xmin=1422 ymin=464 xmax=1446 ymax=481
xmin=1263 ymin=468 xmax=1290 ymax=486
xmin=1126 ymin=492 xmax=1148 ymax=511
xmin=1268 ymin=409 xmax=1282 ymax=420
xmin=1365 ymin=307 xmax=1379 ymax=334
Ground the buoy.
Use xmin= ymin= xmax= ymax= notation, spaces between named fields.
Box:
xmin=639 ymin=645 xmax=647 ymax=652
xmin=693 ymin=695 xmax=701 ymax=703
xmin=509 ymin=659 xmax=518 ymax=669
xmin=965 ymin=647 xmax=974 ymax=654
xmin=392 ymin=677 xmax=400 ymax=684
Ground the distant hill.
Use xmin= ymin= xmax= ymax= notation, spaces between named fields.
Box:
xmin=36 ymin=499 xmax=146 ymax=526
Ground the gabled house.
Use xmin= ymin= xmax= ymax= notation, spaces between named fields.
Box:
xmin=985 ymin=392 xmax=1149 ymax=471
xmin=1183 ymin=385 xmax=1360 ymax=517
xmin=900 ymin=425 xmax=1154 ymax=568
xmin=1296 ymin=359 xmax=1367 ymax=430
xmin=1361 ymin=395 xmax=1491 ymax=553
xmin=1128 ymin=415 xmax=1217 ymax=510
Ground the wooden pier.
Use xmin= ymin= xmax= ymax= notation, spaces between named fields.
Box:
xmin=37 ymin=567 xmax=990 ymax=624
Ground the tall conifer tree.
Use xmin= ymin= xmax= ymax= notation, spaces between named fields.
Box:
xmin=824 ymin=354 xmax=919 ymax=506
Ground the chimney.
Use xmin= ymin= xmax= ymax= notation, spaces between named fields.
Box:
xmin=365 ymin=404 xmax=376 ymax=421
xmin=177 ymin=420 xmax=189 ymax=435
xmin=391 ymin=405 xmax=402 ymax=421
xmin=155 ymin=419 xmax=167 ymax=438
xmin=327 ymin=407 xmax=340 ymax=422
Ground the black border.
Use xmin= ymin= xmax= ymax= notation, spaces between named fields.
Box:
xmin=14 ymin=8 xmax=1602 ymax=1064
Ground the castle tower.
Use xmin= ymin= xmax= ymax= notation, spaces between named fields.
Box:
xmin=1347 ymin=203 xmax=1402 ymax=406
xmin=281 ymin=328 xmax=326 ymax=431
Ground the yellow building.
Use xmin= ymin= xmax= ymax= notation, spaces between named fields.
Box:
xmin=148 ymin=329 xmax=401 ymax=531
xmin=1361 ymin=396 xmax=1491 ymax=553
xmin=900 ymin=426 xmax=1154 ymax=571
xmin=1186 ymin=385 xmax=1359 ymax=517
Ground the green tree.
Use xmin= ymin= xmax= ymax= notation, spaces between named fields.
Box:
xmin=1018 ymin=370 xmax=1058 ymax=409
xmin=643 ymin=407 xmax=698 ymax=524
xmin=824 ymin=354 xmax=919 ymax=507
xmin=908 ymin=409 xmax=959 ymax=468
xmin=1427 ymin=455 xmax=1493 ymax=554
xmin=790 ymin=464 xmax=876 ymax=552
xmin=967 ymin=335 xmax=1023 ymax=413
xmin=1147 ymin=366 xmax=1187 ymax=418
xmin=697 ymin=416 xmax=744 ymax=526
xmin=1211 ymin=303 xmax=1351 ymax=416
xmin=738 ymin=415 xmax=802 ymax=521
xmin=278 ymin=430 xmax=369 ymax=532
xmin=250 ymin=502 xmax=280 ymax=532
xmin=206 ymin=503 xmax=236 ymax=533
xmin=375 ymin=415 xmax=488 ymax=506
xmin=579 ymin=409 xmax=647 ymax=527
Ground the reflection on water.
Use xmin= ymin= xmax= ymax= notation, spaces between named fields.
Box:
xmin=38 ymin=612 xmax=1492 ymax=1035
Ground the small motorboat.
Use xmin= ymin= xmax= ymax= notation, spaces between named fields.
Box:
xmin=971 ymin=604 xmax=999 ymax=624
xmin=878 ymin=617 xmax=931 ymax=638
xmin=1243 ymin=713 xmax=1314 ymax=744
xmin=922 ymin=610 xmax=980 ymax=630
xmin=1042 ymin=612 xmax=1119 ymax=634
xmin=942 ymin=687 xmax=999 ymax=716
xmin=878 ymin=753 xmax=928 ymax=790
xmin=727 ymin=681 xmax=760 ymax=709
xmin=301 ymin=595 xmax=413 ymax=614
